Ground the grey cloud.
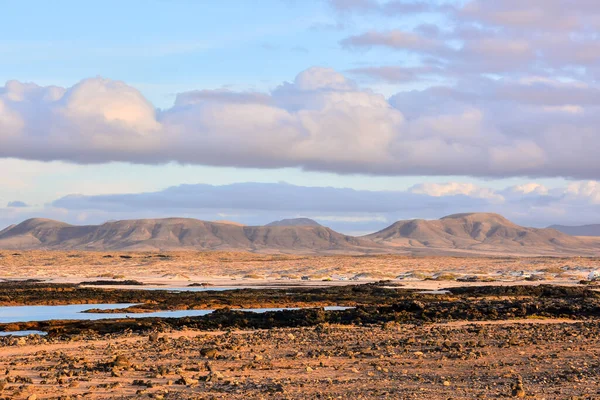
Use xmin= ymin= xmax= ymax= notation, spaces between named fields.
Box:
xmin=460 ymin=0 xmax=600 ymax=31
xmin=47 ymin=181 xmax=491 ymax=234
xmin=328 ymin=0 xmax=378 ymax=13
xmin=348 ymin=65 xmax=442 ymax=83
xmin=340 ymin=31 xmax=441 ymax=51
xmin=174 ymin=90 xmax=271 ymax=107
xmin=7 ymin=201 xmax=29 ymax=208
xmin=52 ymin=182 xmax=484 ymax=214
xmin=328 ymin=0 xmax=434 ymax=15
xmin=339 ymin=1 xmax=600 ymax=77
xmin=43 ymin=180 xmax=600 ymax=232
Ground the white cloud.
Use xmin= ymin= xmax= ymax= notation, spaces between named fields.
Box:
xmin=507 ymin=183 xmax=549 ymax=195
xmin=0 ymin=66 xmax=599 ymax=179
xmin=409 ymin=182 xmax=504 ymax=202
xmin=564 ymin=181 xmax=600 ymax=204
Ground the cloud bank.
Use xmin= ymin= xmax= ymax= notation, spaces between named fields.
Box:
xmin=0 ymin=180 xmax=595 ymax=234
xmin=6 ymin=201 xmax=28 ymax=208
xmin=1 ymin=66 xmax=599 ymax=179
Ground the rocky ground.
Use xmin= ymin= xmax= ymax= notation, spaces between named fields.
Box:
xmin=1 ymin=284 xmax=600 ymax=398
xmin=1 ymin=320 xmax=600 ymax=399
xmin=2 ymin=252 xmax=600 ymax=399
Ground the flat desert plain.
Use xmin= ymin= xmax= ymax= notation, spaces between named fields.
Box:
xmin=1 ymin=250 xmax=598 ymax=287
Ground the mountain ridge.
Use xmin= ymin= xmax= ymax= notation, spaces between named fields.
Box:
xmin=364 ymin=212 xmax=598 ymax=256
xmin=0 ymin=217 xmax=381 ymax=254
xmin=265 ymin=218 xmax=321 ymax=227
xmin=549 ymin=224 xmax=600 ymax=237
xmin=1 ymin=213 xmax=598 ymax=255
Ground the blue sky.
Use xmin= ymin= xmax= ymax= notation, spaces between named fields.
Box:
xmin=1 ymin=0 xmax=599 ymax=233
xmin=1 ymin=1 xmax=351 ymax=103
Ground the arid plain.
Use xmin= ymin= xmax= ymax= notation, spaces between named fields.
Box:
xmin=1 ymin=250 xmax=599 ymax=287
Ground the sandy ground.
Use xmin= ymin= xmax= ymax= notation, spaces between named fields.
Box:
xmin=1 ymin=251 xmax=598 ymax=289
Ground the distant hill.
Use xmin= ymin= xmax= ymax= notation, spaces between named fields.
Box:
xmin=213 ymin=220 xmax=246 ymax=226
xmin=265 ymin=218 xmax=321 ymax=227
xmin=364 ymin=213 xmax=599 ymax=256
xmin=0 ymin=218 xmax=381 ymax=254
xmin=549 ymin=224 xmax=600 ymax=237
xmin=1 ymin=214 xmax=598 ymax=256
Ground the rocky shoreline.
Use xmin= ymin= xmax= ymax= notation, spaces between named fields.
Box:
xmin=2 ymin=282 xmax=600 ymax=398
xmin=2 ymin=283 xmax=599 ymax=336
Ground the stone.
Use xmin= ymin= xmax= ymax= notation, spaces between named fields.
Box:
xmin=207 ymin=371 xmax=224 ymax=382
xmin=511 ymin=379 xmax=526 ymax=398
xmin=112 ymin=355 xmax=130 ymax=368
xmin=200 ymin=348 xmax=219 ymax=359
xmin=177 ymin=375 xmax=198 ymax=386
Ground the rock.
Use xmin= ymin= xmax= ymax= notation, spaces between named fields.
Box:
xmin=177 ymin=375 xmax=198 ymax=386
xmin=267 ymin=383 xmax=285 ymax=393
xmin=112 ymin=355 xmax=130 ymax=368
xmin=206 ymin=371 xmax=224 ymax=382
xmin=306 ymin=366 xmax=313 ymax=372
xmin=27 ymin=395 xmax=37 ymax=400
xmin=200 ymin=347 xmax=219 ymax=359
xmin=511 ymin=378 xmax=526 ymax=398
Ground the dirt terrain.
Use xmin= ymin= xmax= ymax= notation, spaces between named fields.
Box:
xmin=2 ymin=252 xmax=600 ymax=398
xmin=2 ymin=284 xmax=600 ymax=399
xmin=1 ymin=321 xmax=599 ymax=399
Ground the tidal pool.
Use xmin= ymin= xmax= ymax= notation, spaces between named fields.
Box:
xmin=0 ymin=304 xmax=353 ymax=324
xmin=0 ymin=330 xmax=47 ymax=337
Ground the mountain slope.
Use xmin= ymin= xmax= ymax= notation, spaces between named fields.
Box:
xmin=1 ymin=214 xmax=598 ymax=255
xmin=365 ymin=213 xmax=599 ymax=255
xmin=0 ymin=218 xmax=382 ymax=254
xmin=265 ymin=218 xmax=321 ymax=227
xmin=549 ymin=224 xmax=600 ymax=237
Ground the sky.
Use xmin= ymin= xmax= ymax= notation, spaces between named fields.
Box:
xmin=1 ymin=0 xmax=599 ymax=234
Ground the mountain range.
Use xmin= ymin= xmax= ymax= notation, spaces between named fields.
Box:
xmin=549 ymin=224 xmax=600 ymax=237
xmin=0 ymin=217 xmax=378 ymax=254
xmin=0 ymin=213 xmax=598 ymax=256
